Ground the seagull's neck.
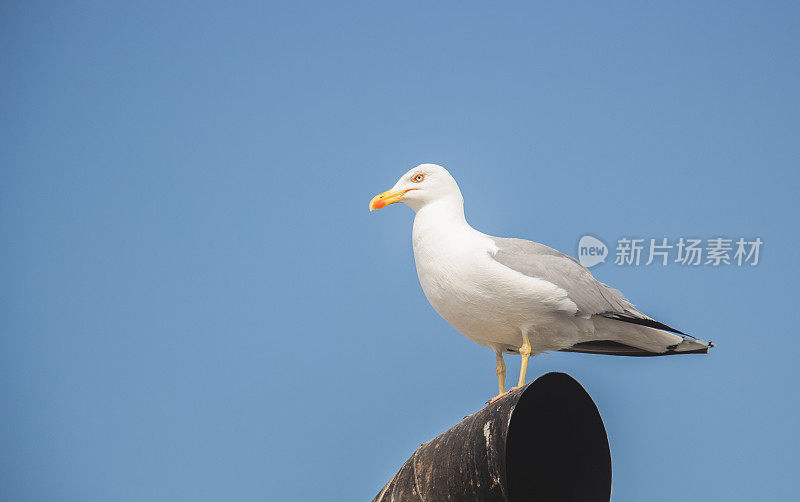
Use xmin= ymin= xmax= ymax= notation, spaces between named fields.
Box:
xmin=412 ymin=197 xmax=472 ymax=242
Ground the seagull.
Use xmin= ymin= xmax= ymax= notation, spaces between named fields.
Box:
xmin=370 ymin=164 xmax=712 ymax=402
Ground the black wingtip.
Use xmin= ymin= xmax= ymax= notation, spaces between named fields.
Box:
xmin=599 ymin=313 xmax=691 ymax=337
xmin=562 ymin=340 xmax=711 ymax=357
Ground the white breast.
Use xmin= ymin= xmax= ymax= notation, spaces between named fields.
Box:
xmin=411 ymin=213 xmax=577 ymax=351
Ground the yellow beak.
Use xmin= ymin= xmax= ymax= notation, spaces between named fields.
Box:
xmin=369 ymin=189 xmax=411 ymax=211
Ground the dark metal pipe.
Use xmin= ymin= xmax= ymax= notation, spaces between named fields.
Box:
xmin=372 ymin=372 xmax=611 ymax=502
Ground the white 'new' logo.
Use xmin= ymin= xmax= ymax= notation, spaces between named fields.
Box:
xmin=577 ymin=236 xmax=608 ymax=268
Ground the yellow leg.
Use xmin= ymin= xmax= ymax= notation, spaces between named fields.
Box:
xmin=494 ymin=350 xmax=506 ymax=396
xmin=518 ymin=332 xmax=531 ymax=388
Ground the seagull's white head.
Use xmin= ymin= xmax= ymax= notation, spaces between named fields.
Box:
xmin=369 ymin=164 xmax=463 ymax=213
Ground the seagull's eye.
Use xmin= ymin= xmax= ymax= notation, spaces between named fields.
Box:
xmin=411 ymin=173 xmax=424 ymax=183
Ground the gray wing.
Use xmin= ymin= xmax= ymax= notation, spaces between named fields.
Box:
xmin=489 ymin=237 xmax=645 ymax=319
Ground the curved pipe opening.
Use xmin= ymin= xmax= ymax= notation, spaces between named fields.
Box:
xmin=506 ymin=372 xmax=612 ymax=502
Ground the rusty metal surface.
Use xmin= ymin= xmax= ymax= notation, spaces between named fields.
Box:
xmin=372 ymin=372 xmax=611 ymax=502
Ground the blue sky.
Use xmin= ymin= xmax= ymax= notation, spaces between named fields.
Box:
xmin=2 ymin=2 xmax=798 ymax=500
